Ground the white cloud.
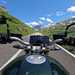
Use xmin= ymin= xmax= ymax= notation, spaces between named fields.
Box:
xmin=26 ymin=16 xmax=54 ymax=28
xmin=56 ymin=11 xmax=65 ymax=16
xmin=25 ymin=22 xmax=32 ymax=27
xmin=39 ymin=17 xmax=46 ymax=21
xmin=47 ymin=14 xmax=51 ymax=17
xmin=67 ymin=6 xmax=75 ymax=12
xmin=39 ymin=16 xmax=53 ymax=23
xmin=71 ymin=16 xmax=75 ymax=18
xmin=38 ymin=20 xmax=43 ymax=24
xmin=26 ymin=21 xmax=39 ymax=27
xmin=30 ymin=21 xmax=39 ymax=26
xmin=46 ymin=18 xmax=53 ymax=23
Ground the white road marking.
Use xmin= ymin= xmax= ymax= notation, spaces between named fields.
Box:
xmin=0 ymin=49 xmax=23 ymax=71
xmin=49 ymin=39 xmax=75 ymax=58
xmin=56 ymin=44 xmax=75 ymax=58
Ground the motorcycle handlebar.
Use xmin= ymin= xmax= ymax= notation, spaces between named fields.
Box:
xmin=10 ymin=37 xmax=29 ymax=45
xmin=53 ymin=39 xmax=63 ymax=43
xmin=10 ymin=36 xmax=63 ymax=46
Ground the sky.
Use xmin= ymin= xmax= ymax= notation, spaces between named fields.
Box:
xmin=0 ymin=0 xmax=75 ymax=27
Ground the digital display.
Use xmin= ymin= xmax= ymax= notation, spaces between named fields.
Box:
xmin=30 ymin=35 xmax=49 ymax=45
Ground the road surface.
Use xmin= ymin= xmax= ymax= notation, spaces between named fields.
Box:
xmin=0 ymin=34 xmax=75 ymax=75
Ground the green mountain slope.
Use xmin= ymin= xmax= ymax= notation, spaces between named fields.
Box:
xmin=40 ymin=25 xmax=66 ymax=39
xmin=40 ymin=18 xmax=75 ymax=38
xmin=0 ymin=6 xmax=34 ymax=36
xmin=40 ymin=18 xmax=75 ymax=54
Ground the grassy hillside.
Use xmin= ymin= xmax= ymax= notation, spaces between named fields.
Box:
xmin=0 ymin=6 xmax=34 ymax=36
xmin=40 ymin=19 xmax=75 ymax=38
xmin=40 ymin=18 xmax=75 ymax=54
xmin=40 ymin=25 xmax=66 ymax=39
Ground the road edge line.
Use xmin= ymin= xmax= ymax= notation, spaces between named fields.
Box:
xmin=56 ymin=44 xmax=75 ymax=58
xmin=0 ymin=49 xmax=23 ymax=71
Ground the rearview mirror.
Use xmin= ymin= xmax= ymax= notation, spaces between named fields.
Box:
xmin=53 ymin=32 xmax=66 ymax=40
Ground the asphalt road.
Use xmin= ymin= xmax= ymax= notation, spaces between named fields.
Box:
xmin=48 ymin=50 xmax=75 ymax=75
xmin=0 ymin=34 xmax=75 ymax=75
